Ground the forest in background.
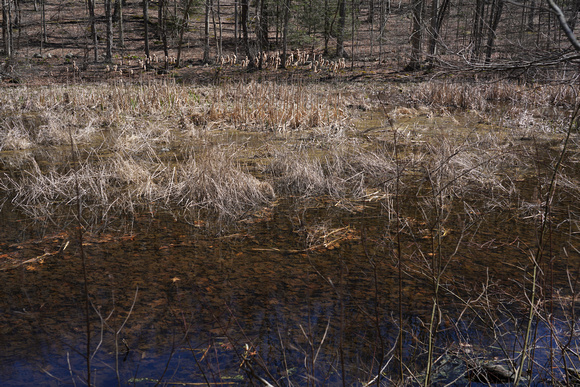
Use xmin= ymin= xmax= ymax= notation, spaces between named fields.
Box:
xmin=1 ymin=0 xmax=580 ymax=82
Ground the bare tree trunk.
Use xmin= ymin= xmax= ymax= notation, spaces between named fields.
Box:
xmin=324 ymin=0 xmax=330 ymax=54
xmin=143 ymin=0 xmax=150 ymax=59
xmin=159 ymin=0 xmax=168 ymax=63
xmin=41 ymin=0 xmax=46 ymax=51
xmin=105 ymin=0 xmax=113 ymax=62
xmin=2 ymin=0 xmax=13 ymax=57
xmin=203 ymin=0 xmax=210 ymax=63
xmin=484 ymin=0 xmax=503 ymax=63
xmin=13 ymin=0 xmax=19 ymax=28
xmin=547 ymin=0 xmax=580 ymax=51
xmin=87 ymin=0 xmax=98 ymax=61
xmin=116 ymin=0 xmax=124 ymax=49
xmin=351 ymin=0 xmax=355 ymax=66
xmin=471 ymin=0 xmax=485 ymax=61
xmin=428 ymin=0 xmax=450 ymax=58
xmin=337 ymin=0 xmax=346 ymax=57
xmin=211 ymin=0 xmax=220 ymax=59
xmin=234 ymin=0 xmax=238 ymax=55
xmin=281 ymin=0 xmax=291 ymax=67
xmin=568 ymin=0 xmax=580 ymax=31
xmin=428 ymin=0 xmax=439 ymax=57
xmin=527 ymin=0 xmax=536 ymax=31
xmin=217 ymin=0 xmax=223 ymax=58
xmin=255 ymin=0 xmax=263 ymax=68
xmin=177 ymin=0 xmax=194 ymax=66
xmin=41 ymin=0 xmax=46 ymax=43
xmin=406 ymin=0 xmax=424 ymax=70
xmin=241 ymin=0 xmax=250 ymax=59
xmin=259 ymin=0 xmax=269 ymax=50
xmin=379 ymin=0 xmax=388 ymax=61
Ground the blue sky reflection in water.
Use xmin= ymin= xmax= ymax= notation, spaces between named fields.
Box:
xmin=1 ymin=194 xmax=580 ymax=386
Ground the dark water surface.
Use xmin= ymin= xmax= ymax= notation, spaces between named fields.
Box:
xmin=1 ymin=190 xmax=580 ymax=386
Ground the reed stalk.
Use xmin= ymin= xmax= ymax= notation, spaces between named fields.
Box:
xmin=69 ymin=130 xmax=92 ymax=387
xmin=513 ymin=101 xmax=579 ymax=385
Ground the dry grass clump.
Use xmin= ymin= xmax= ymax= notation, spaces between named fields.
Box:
xmin=0 ymin=81 xmax=364 ymax=225
xmin=0 ymin=117 xmax=33 ymax=150
xmin=413 ymin=132 xmax=521 ymax=205
xmin=406 ymin=81 xmax=578 ymax=113
xmin=346 ymin=148 xmax=400 ymax=188
xmin=108 ymin=118 xmax=174 ymax=156
xmin=0 ymin=81 xmax=359 ymax=149
xmin=267 ymin=149 xmax=350 ymax=198
xmin=2 ymin=146 xmax=276 ymax=225
xmin=265 ymin=128 xmax=523 ymax=209
xmin=266 ymin=144 xmax=403 ymax=202
xmin=169 ymin=148 xmax=275 ymax=220
xmin=0 ymin=112 xmax=89 ymax=150
xmin=4 ymin=155 xmax=162 ymax=221
xmin=214 ymin=82 xmax=354 ymax=131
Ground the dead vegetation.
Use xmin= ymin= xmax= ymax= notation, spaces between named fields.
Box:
xmin=2 ymin=77 xmax=580 ymax=385
xmin=0 ymin=79 xmax=578 ymax=230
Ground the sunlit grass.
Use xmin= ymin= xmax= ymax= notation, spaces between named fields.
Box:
xmin=0 ymin=79 xmax=577 ymax=228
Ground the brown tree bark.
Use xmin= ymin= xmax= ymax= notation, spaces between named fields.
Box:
xmin=203 ymin=0 xmax=210 ymax=63
xmin=406 ymin=0 xmax=424 ymax=70
xmin=143 ymin=0 xmax=150 ymax=59
xmin=428 ymin=0 xmax=450 ymax=58
xmin=177 ymin=0 xmax=194 ymax=66
xmin=281 ymin=0 xmax=291 ymax=67
xmin=484 ymin=0 xmax=503 ymax=63
xmin=105 ymin=0 xmax=113 ymax=62
xmin=2 ymin=0 xmax=13 ymax=57
xmin=87 ymin=0 xmax=98 ymax=61
xmin=337 ymin=0 xmax=346 ymax=57
xmin=241 ymin=0 xmax=250 ymax=59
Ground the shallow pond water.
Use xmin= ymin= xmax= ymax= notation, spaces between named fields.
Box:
xmin=1 ymin=189 xmax=579 ymax=386
xmin=2 ymin=107 xmax=580 ymax=386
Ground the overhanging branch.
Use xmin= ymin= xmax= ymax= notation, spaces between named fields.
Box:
xmin=547 ymin=0 xmax=580 ymax=52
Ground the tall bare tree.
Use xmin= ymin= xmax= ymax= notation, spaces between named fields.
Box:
xmin=2 ymin=0 xmax=13 ymax=57
xmin=114 ymin=0 xmax=124 ymax=50
xmin=41 ymin=0 xmax=47 ymax=47
xmin=87 ymin=0 xmax=98 ymax=61
xmin=484 ymin=0 xmax=504 ymax=63
xmin=177 ymin=0 xmax=195 ymax=66
xmin=159 ymin=0 xmax=168 ymax=62
xmin=337 ymin=0 xmax=347 ymax=57
xmin=407 ymin=0 xmax=424 ymax=70
xmin=143 ymin=0 xmax=150 ymax=59
xmin=241 ymin=0 xmax=250 ymax=59
xmin=105 ymin=0 xmax=113 ymax=62
xmin=203 ymin=0 xmax=211 ymax=63
xmin=281 ymin=0 xmax=291 ymax=67
xmin=471 ymin=0 xmax=485 ymax=60
xmin=547 ymin=0 xmax=580 ymax=51
xmin=428 ymin=0 xmax=450 ymax=58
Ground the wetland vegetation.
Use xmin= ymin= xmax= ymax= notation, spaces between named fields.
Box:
xmin=3 ymin=0 xmax=580 ymax=384
xmin=1 ymin=79 xmax=580 ymax=385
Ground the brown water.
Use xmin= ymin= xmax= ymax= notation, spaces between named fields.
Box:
xmin=1 ymin=187 xmax=579 ymax=386
xmin=2 ymin=109 xmax=580 ymax=385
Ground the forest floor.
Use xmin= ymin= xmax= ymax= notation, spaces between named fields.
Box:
xmin=0 ymin=0 xmax=487 ymax=87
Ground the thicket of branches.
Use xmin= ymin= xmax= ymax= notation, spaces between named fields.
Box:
xmin=1 ymin=0 xmax=580 ymax=75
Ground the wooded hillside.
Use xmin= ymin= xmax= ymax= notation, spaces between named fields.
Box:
xmin=1 ymin=0 xmax=579 ymax=80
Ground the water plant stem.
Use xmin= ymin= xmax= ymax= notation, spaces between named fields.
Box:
xmin=513 ymin=102 xmax=579 ymax=385
xmin=69 ymin=131 xmax=91 ymax=386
